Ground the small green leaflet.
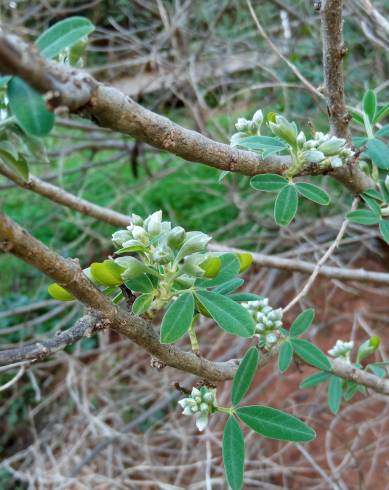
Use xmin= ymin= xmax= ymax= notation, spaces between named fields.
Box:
xmin=290 ymin=308 xmax=315 ymax=337
xmin=196 ymin=253 xmax=240 ymax=288
xmin=195 ymin=290 xmax=254 ymax=337
xmin=365 ymin=138 xmax=389 ymax=170
xmin=361 ymin=194 xmax=381 ymax=214
xmin=228 ymin=292 xmax=264 ymax=302
xmin=376 ymin=124 xmax=389 ymax=137
xmin=125 ymin=274 xmax=155 ymax=293
xmin=232 ymin=347 xmax=259 ymax=405
xmin=290 ymin=338 xmax=331 ymax=371
xmin=295 ymin=183 xmax=330 ymax=206
xmin=160 ymin=293 xmax=194 ymax=344
xmin=90 ymin=260 xmax=123 ymax=286
xmin=250 ymin=173 xmax=288 ymax=192
xmin=238 ymin=136 xmax=287 ymax=157
xmin=327 ymin=375 xmax=342 ymax=414
xmin=7 ymin=77 xmax=55 ymax=137
xmin=0 ymin=141 xmax=29 ymax=180
xmin=362 ymin=89 xmax=377 ymax=123
xmin=299 ymin=371 xmax=331 ymax=389
xmin=236 ymin=405 xmax=315 ymax=442
xmin=223 ymin=417 xmax=245 ymax=490
xmin=346 ymin=209 xmax=380 ymax=225
xmin=278 ymin=342 xmax=293 ymax=373
xmin=214 ymin=278 xmax=244 ymax=295
xmin=36 ymin=17 xmax=94 ymax=59
xmin=379 ymin=220 xmax=389 ymax=244
xmin=274 ymin=184 xmax=298 ymax=226
xmin=132 ymin=293 xmax=153 ymax=315
xmin=349 ymin=108 xmax=364 ymax=126
xmin=362 ymin=188 xmax=383 ymax=201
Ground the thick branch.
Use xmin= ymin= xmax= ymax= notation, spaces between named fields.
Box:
xmin=0 ymin=31 xmax=374 ymax=192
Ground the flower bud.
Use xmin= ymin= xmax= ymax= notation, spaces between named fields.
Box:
xmin=176 ymin=231 xmax=212 ymax=261
xmin=269 ymin=115 xmax=298 ymax=146
xmin=167 ymin=226 xmax=186 ymax=249
xmin=235 ymin=117 xmax=250 ymax=132
xmin=357 ymin=336 xmax=381 ymax=362
xmin=302 ymin=150 xmax=325 ymax=163
xmin=131 ymin=213 xmax=144 ymax=226
xmin=115 ymin=256 xmax=147 ymax=280
xmin=145 ymin=210 xmax=162 ymax=237
xmin=318 ymin=136 xmax=346 ymax=156
xmin=296 ymin=131 xmax=306 ymax=147
xmin=131 ymin=225 xmax=149 ymax=244
xmin=330 ymin=156 xmax=343 ymax=168
xmin=238 ymin=252 xmax=253 ymax=273
xmin=112 ymin=229 xmax=132 ymax=248
xmin=200 ymin=256 xmax=222 ymax=278
xmin=174 ymin=274 xmax=196 ymax=289
xmin=152 ymin=245 xmax=173 ymax=265
xmin=252 ymin=109 xmax=264 ymax=128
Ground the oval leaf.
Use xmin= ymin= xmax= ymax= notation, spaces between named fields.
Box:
xmin=363 ymin=89 xmax=377 ymax=123
xmin=278 ymin=342 xmax=294 ymax=373
xmin=379 ymin=220 xmax=389 ymax=244
xmin=228 ymin=292 xmax=264 ymax=302
xmin=250 ymin=173 xmax=288 ymax=192
xmin=295 ymin=183 xmax=330 ymax=205
xmin=291 ymin=338 xmax=331 ymax=371
xmin=346 ymin=209 xmax=380 ymax=225
xmin=7 ymin=77 xmax=54 ymax=137
xmin=195 ymin=290 xmax=254 ymax=337
xmin=290 ymin=308 xmax=315 ymax=337
xmin=160 ymin=293 xmax=194 ymax=344
xmin=223 ymin=417 xmax=245 ymax=490
xmin=132 ymin=293 xmax=153 ymax=315
xmin=327 ymin=375 xmax=342 ymax=414
xmin=125 ymin=274 xmax=155 ymax=293
xmin=236 ymin=405 xmax=315 ymax=442
xmin=274 ymin=184 xmax=298 ymax=226
xmin=0 ymin=142 xmax=29 ymax=181
xmin=232 ymin=347 xmax=259 ymax=405
xmin=48 ymin=283 xmax=74 ymax=301
xmin=299 ymin=371 xmax=331 ymax=389
xmin=214 ymin=278 xmax=244 ymax=295
xmin=90 ymin=260 xmax=124 ymax=286
xmin=36 ymin=17 xmax=94 ymax=59
xmin=196 ymin=253 xmax=240 ymax=288
xmin=366 ymin=138 xmax=389 ymax=170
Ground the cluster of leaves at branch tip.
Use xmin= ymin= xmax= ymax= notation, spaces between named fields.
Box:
xmin=300 ymin=335 xmax=385 ymax=415
xmin=49 ymin=210 xmax=261 ymax=345
xmin=0 ymin=17 xmax=94 ymax=179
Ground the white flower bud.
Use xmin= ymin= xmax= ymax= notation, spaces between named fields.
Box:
xmin=318 ymin=137 xmax=346 ymax=156
xmin=146 ymin=210 xmax=163 ymax=236
xmin=297 ymin=131 xmax=306 ymax=147
xmin=330 ymin=156 xmax=343 ymax=168
xmin=302 ymin=150 xmax=326 ymax=163
xmin=235 ymin=118 xmax=250 ymax=132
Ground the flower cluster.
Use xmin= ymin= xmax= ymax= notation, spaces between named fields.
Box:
xmin=242 ymin=298 xmax=284 ymax=350
xmin=178 ymin=387 xmax=216 ymax=431
xmin=112 ymin=210 xmax=219 ymax=287
xmin=230 ymin=109 xmax=263 ymax=146
xmin=328 ymin=339 xmax=354 ymax=361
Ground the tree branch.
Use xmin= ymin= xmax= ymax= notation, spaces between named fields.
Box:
xmin=0 ymin=31 xmax=374 ymax=192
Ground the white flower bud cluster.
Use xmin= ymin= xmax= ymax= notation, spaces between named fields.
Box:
xmin=230 ymin=109 xmax=263 ymax=147
xmin=242 ymin=298 xmax=284 ymax=350
xmin=178 ymin=387 xmax=216 ymax=431
xmin=328 ymin=339 xmax=354 ymax=361
xmin=299 ymin=131 xmax=354 ymax=168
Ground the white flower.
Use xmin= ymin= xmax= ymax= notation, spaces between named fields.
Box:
xmin=328 ymin=339 xmax=354 ymax=358
xmin=178 ymin=387 xmax=216 ymax=432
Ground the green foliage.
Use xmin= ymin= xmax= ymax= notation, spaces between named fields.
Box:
xmin=290 ymin=308 xmax=315 ymax=337
xmin=223 ymin=417 xmax=245 ymax=490
xmin=160 ymin=293 xmax=194 ymax=344
xmin=231 ymin=347 xmax=259 ymax=405
xmin=291 ymin=338 xmax=331 ymax=371
xmin=328 ymin=376 xmax=342 ymax=414
xmin=274 ymin=184 xmax=298 ymax=226
xmin=278 ymin=341 xmax=293 ymax=373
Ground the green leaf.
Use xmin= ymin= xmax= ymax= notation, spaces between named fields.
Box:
xmin=228 ymin=293 xmax=264 ymax=302
xmin=232 ymin=347 xmax=259 ymax=405
xmin=218 ymin=170 xmax=230 ymax=182
xmin=214 ymin=278 xmax=244 ymax=295
xmin=7 ymin=77 xmax=54 ymax=137
xmin=349 ymin=108 xmax=364 ymax=126
xmin=376 ymin=124 xmax=389 ymax=137
xmin=365 ymin=138 xmax=389 ymax=169
xmin=0 ymin=141 xmax=29 ymax=181
xmin=362 ymin=188 xmax=383 ymax=201
xmin=238 ymin=136 xmax=287 ymax=157
xmin=352 ymin=136 xmax=367 ymax=148
xmin=195 ymin=290 xmax=254 ymax=338
xmin=48 ymin=283 xmax=75 ymax=301
xmin=36 ymin=16 xmax=94 ymax=59
xmin=346 ymin=209 xmax=380 ymax=225
xmin=278 ymin=342 xmax=294 ymax=373
xmin=250 ymin=173 xmax=289 ymax=192
xmin=236 ymin=405 xmax=315 ymax=442
xmin=90 ymin=260 xmax=124 ymax=286
xmin=291 ymin=338 xmax=331 ymax=371
xmin=363 ymin=89 xmax=377 ymax=123
xmin=160 ymin=293 xmax=194 ymax=344
xmin=125 ymin=274 xmax=155 ymax=293
xmin=374 ymin=105 xmax=389 ymax=124
xmin=367 ymin=363 xmax=386 ymax=378
xmin=196 ymin=253 xmax=240 ymax=288
xmin=361 ymin=194 xmax=382 ymax=214
xmin=132 ymin=293 xmax=153 ymax=315
xmin=0 ymin=76 xmax=11 ymax=87
xmin=274 ymin=184 xmax=298 ymax=226
xmin=223 ymin=417 xmax=245 ymax=490
xmin=290 ymin=308 xmax=315 ymax=337
xmin=379 ymin=220 xmax=389 ymax=244
xmin=327 ymin=376 xmax=342 ymax=414
xmin=295 ymin=183 xmax=330 ymax=205
xmin=299 ymin=371 xmax=331 ymax=389
xmin=343 ymin=381 xmax=359 ymax=401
